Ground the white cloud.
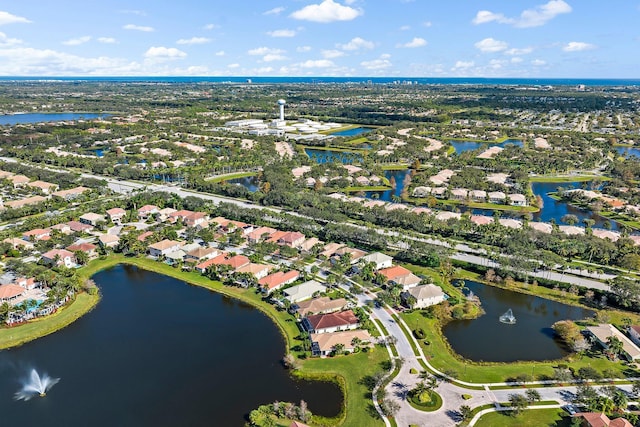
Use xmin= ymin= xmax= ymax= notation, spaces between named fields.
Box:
xmin=267 ymin=29 xmax=296 ymax=38
xmin=453 ymin=60 xmax=474 ymax=70
xmin=473 ymin=11 xmax=512 ymax=25
xmin=98 ymin=37 xmax=116 ymax=44
xmin=361 ymin=57 xmax=392 ymax=70
xmin=248 ymin=47 xmax=285 ymax=56
xmin=203 ymin=24 xmax=219 ymax=30
xmin=504 ymin=47 xmax=533 ymax=56
xmin=297 ymin=46 xmax=312 ymax=52
xmin=264 ymin=7 xmax=285 ymax=16
xmin=489 ymin=59 xmax=507 ymax=69
xmin=0 ymin=32 xmax=22 ymax=47
xmin=176 ymin=37 xmax=211 ymax=45
xmin=397 ymin=37 xmax=427 ymax=48
xmin=0 ymin=11 xmax=31 ymax=25
xmin=214 ymin=50 xmax=225 ymax=56
xmin=290 ymin=0 xmax=362 ymax=23
xmin=473 ymin=0 xmax=571 ymax=28
xmin=399 ymin=25 xmax=411 ymax=31
xmin=228 ymin=63 xmax=240 ymax=68
xmin=511 ymin=57 xmax=523 ymax=63
xmin=119 ymin=9 xmax=146 ymax=16
xmin=63 ymin=36 xmax=91 ymax=46
xmin=262 ymin=54 xmax=287 ymax=62
xmin=322 ymin=49 xmax=345 ymax=58
xmin=144 ymin=46 xmax=187 ymax=60
xmin=563 ymin=41 xmax=596 ymax=52
xmin=253 ymin=67 xmax=274 ymax=73
xmin=0 ymin=46 xmax=141 ymax=76
xmin=423 ymin=21 xmax=432 ymax=27
xmin=337 ymin=37 xmax=374 ymax=51
xmin=123 ymin=24 xmax=154 ymax=32
xmin=475 ymin=38 xmax=508 ymax=53
xmin=298 ymin=59 xmax=335 ymax=68
xmin=531 ymin=59 xmax=547 ymax=66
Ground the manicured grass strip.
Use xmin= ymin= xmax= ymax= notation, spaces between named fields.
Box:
xmin=206 ymin=171 xmax=256 ymax=183
xmin=343 ymin=186 xmax=392 ymax=192
xmin=407 ymin=390 xmax=443 ymax=412
xmin=0 ymin=293 xmax=99 ymax=350
xmin=473 ymin=407 xmax=568 ymax=427
xmin=380 ymin=164 xmax=409 ymax=171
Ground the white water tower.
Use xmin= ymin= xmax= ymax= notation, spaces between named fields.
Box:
xmin=277 ymin=99 xmax=286 ymax=121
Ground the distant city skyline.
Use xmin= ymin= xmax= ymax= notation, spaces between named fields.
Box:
xmin=0 ymin=1 xmax=638 ymax=78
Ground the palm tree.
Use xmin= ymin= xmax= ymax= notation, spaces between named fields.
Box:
xmin=606 ymin=336 xmax=624 ymax=360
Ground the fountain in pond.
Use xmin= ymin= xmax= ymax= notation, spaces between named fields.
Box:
xmin=499 ymin=308 xmax=516 ymax=324
xmin=14 ymin=369 xmax=60 ymax=400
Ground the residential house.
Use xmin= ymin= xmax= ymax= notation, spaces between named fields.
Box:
xmin=360 ymin=252 xmax=393 ymax=270
xmin=195 ymin=255 xmax=226 ymax=274
xmin=401 ymin=284 xmax=446 ymax=309
xmin=137 ymin=231 xmax=153 ymax=242
xmin=226 ymin=255 xmax=251 ymax=270
xmin=165 ymin=250 xmax=187 ymax=265
xmin=378 ymin=265 xmax=422 ymax=289
xmin=137 ymin=205 xmax=159 ymax=220
xmin=0 ymin=170 xmax=14 ymax=179
xmin=488 ymin=191 xmax=506 ymax=204
xmin=26 ymin=180 xmax=59 ymax=194
xmin=14 ymin=277 xmax=37 ymax=290
xmin=247 ymin=226 xmax=277 ymax=243
xmin=431 ymin=187 xmax=447 ymax=198
xmin=258 ymin=270 xmax=300 ymax=293
xmin=451 ymin=188 xmax=468 ymax=201
xmin=79 ymin=212 xmax=105 ymax=227
xmin=585 ymin=324 xmax=640 ymax=361
xmin=294 ymin=297 xmax=349 ymax=317
xmin=50 ymin=223 xmax=72 ymax=234
xmin=7 ymin=174 xmax=30 ymax=187
xmin=235 ymin=263 xmax=271 ymax=280
xmin=22 ymin=228 xmax=51 ymax=242
xmin=334 ymin=247 xmax=367 ymax=264
xmin=508 ymin=193 xmax=527 ymax=207
xmin=278 ymin=231 xmax=306 ymax=248
xmin=283 ymin=280 xmax=326 ymax=303
xmin=169 ymin=209 xmax=195 ymax=224
xmin=573 ymin=412 xmax=633 ymax=427
xmin=303 ymin=310 xmax=360 ymax=334
xmin=157 ymin=207 xmax=176 ymax=222
xmin=469 ymin=190 xmax=487 ymax=202
xmin=319 ymin=242 xmax=345 ymax=258
xmin=0 ymin=284 xmax=25 ymax=303
xmin=52 ymin=186 xmax=90 ymax=200
xmin=3 ymin=237 xmax=34 ymax=250
xmin=310 ymin=330 xmax=372 ymax=356
xmin=436 ymin=211 xmax=461 ymax=221
xmin=184 ymin=247 xmax=219 ymax=263
xmin=66 ymin=243 xmax=98 ymax=259
xmin=67 ymin=221 xmax=93 ymax=233
xmin=470 ymin=215 xmax=493 ymax=226
xmin=4 ymin=196 xmax=47 ymax=210
xmin=148 ymin=240 xmax=184 ymax=258
xmin=98 ymin=234 xmax=120 ymax=248
xmin=41 ymin=249 xmax=76 ymax=268
xmin=106 ymin=208 xmax=126 ymax=224
xmin=299 ymin=237 xmax=322 ymax=253
xmin=184 ymin=212 xmax=209 ymax=228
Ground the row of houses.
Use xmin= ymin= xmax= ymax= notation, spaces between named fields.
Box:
xmin=412 ymin=187 xmax=528 ymax=206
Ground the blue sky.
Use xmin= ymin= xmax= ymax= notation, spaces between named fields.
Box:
xmin=0 ymin=0 xmax=638 ymax=77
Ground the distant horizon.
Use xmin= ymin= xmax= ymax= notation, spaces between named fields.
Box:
xmin=0 ymin=76 xmax=639 ymax=86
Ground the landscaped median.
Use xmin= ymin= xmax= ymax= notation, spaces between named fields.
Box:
xmin=0 ymin=254 xmax=390 ymax=427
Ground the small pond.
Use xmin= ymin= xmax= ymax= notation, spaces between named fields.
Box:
xmin=305 ymin=148 xmax=363 ymax=164
xmin=227 ymin=175 xmax=260 ymax=192
xmin=450 ymin=139 xmax=523 ymax=154
xmin=616 ymin=146 xmax=640 ymax=158
xmin=365 ymin=169 xmax=411 ymax=201
xmin=331 ymin=127 xmax=375 ymax=137
xmin=443 ymin=280 xmax=594 ymax=362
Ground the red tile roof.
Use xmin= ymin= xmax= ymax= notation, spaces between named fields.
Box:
xmin=378 ymin=265 xmax=412 ymax=281
xmin=258 ymin=270 xmax=300 ymax=290
xmin=0 ymin=284 xmax=25 ymax=300
xmin=305 ymin=310 xmax=359 ymax=331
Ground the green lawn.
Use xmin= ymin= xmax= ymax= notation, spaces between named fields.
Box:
xmin=343 ymin=186 xmax=392 ymax=192
xmin=474 ymin=408 xmax=570 ymax=427
xmin=302 ymin=348 xmax=388 ymax=427
xmin=206 ymin=171 xmax=257 ymax=183
xmin=0 ymin=292 xmax=99 ymax=350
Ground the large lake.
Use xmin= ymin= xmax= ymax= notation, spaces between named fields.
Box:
xmin=0 ymin=113 xmax=107 ymax=125
xmin=443 ymin=280 xmax=594 ymax=362
xmin=0 ymin=265 xmax=341 ymax=426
